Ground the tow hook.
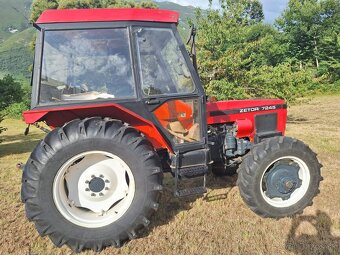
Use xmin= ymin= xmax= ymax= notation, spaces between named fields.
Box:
xmin=24 ymin=123 xmax=50 ymax=136
xmin=16 ymin=162 xmax=25 ymax=171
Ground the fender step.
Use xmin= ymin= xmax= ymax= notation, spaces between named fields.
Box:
xmin=172 ymin=152 xmax=209 ymax=198
xmin=175 ymin=186 xmax=207 ymax=197
xmin=178 ymin=165 xmax=209 ymax=178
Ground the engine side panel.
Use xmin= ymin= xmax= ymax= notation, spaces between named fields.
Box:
xmin=206 ymin=99 xmax=287 ymax=141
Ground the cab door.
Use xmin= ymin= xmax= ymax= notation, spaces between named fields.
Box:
xmin=133 ymin=25 xmax=207 ymax=152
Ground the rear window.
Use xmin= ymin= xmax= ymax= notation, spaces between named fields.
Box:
xmin=39 ymin=28 xmax=135 ymax=105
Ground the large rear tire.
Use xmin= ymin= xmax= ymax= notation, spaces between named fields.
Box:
xmin=237 ymin=136 xmax=322 ymax=218
xmin=21 ymin=118 xmax=163 ymax=252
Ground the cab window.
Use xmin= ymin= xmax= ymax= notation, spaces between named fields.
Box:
xmin=39 ymin=28 xmax=135 ymax=105
xmin=134 ymin=27 xmax=195 ymax=96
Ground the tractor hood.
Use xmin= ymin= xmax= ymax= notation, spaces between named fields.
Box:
xmin=206 ymin=98 xmax=287 ymax=141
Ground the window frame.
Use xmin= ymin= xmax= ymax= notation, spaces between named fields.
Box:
xmin=35 ymin=24 xmax=138 ymax=107
xmin=133 ymin=26 xmax=196 ymax=97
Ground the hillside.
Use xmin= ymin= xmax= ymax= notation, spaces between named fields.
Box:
xmin=157 ymin=1 xmax=196 ymax=37
xmin=0 ymin=28 xmax=34 ymax=79
xmin=0 ymin=0 xmax=31 ymax=42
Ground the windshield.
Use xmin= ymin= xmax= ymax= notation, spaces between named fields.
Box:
xmin=39 ymin=28 xmax=135 ymax=105
xmin=134 ymin=27 xmax=195 ymax=96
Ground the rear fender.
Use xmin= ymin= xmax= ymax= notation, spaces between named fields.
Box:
xmin=23 ymin=103 xmax=172 ymax=152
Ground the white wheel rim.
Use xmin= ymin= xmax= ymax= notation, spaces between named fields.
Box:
xmin=53 ymin=151 xmax=135 ymax=228
xmin=260 ymin=156 xmax=310 ymax=208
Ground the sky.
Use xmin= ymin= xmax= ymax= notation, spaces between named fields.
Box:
xmin=155 ymin=0 xmax=289 ymax=23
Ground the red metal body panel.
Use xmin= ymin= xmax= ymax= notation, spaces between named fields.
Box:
xmin=36 ymin=8 xmax=179 ymax=24
xmin=207 ymin=99 xmax=287 ymax=141
xmin=23 ymin=104 xmax=172 ymax=152
xmin=24 ymin=98 xmax=287 ymax=150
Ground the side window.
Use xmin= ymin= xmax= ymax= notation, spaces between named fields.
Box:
xmin=134 ymin=27 xmax=195 ymax=96
xmin=153 ymin=98 xmax=202 ymax=144
xmin=40 ymin=28 xmax=135 ymax=105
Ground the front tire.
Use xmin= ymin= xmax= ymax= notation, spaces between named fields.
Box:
xmin=237 ymin=136 xmax=322 ymax=218
xmin=21 ymin=118 xmax=163 ymax=252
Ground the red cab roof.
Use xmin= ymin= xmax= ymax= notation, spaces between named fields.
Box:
xmin=36 ymin=8 xmax=179 ymax=24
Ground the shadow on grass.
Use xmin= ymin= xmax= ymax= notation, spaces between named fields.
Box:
xmin=0 ymin=133 xmax=42 ymax=158
xmin=286 ymin=210 xmax=340 ymax=255
xmin=204 ymin=174 xmax=238 ymax=202
xmin=140 ymin=173 xmax=237 ymax=238
xmin=287 ymin=115 xmax=311 ymax=124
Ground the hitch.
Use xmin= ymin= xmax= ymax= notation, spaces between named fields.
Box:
xmin=16 ymin=162 xmax=25 ymax=171
xmin=24 ymin=122 xmax=50 ymax=136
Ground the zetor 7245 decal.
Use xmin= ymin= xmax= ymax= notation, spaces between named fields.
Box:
xmin=239 ymin=105 xmax=280 ymax=113
xmin=20 ymin=8 xmax=322 ymax=252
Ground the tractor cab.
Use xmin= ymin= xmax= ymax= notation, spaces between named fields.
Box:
xmin=29 ymin=8 xmax=206 ymax=148
xmin=27 ymin=8 xmax=209 ymax=197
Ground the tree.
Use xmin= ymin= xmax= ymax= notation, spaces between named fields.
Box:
xmin=276 ymin=0 xmax=340 ymax=69
xmin=211 ymin=0 xmax=264 ymax=25
xmin=31 ymin=0 xmax=58 ymax=22
xmin=0 ymin=75 xmax=24 ymax=140
xmin=0 ymin=75 xmax=23 ymax=111
xmin=196 ymin=0 xmax=301 ymax=101
xmin=30 ymin=0 xmax=158 ymax=22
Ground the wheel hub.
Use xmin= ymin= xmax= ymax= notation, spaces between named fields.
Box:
xmin=265 ymin=163 xmax=302 ymax=200
xmin=88 ymin=176 xmax=106 ymax=193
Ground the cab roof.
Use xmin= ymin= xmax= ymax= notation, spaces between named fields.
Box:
xmin=36 ymin=8 xmax=179 ymax=24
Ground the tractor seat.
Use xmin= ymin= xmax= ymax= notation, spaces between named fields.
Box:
xmin=167 ymin=121 xmax=200 ymax=142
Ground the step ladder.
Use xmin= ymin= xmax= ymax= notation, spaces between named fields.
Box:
xmin=172 ymin=153 xmax=208 ymax=197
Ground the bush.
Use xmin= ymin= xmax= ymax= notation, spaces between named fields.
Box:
xmin=0 ymin=75 xmax=23 ymax=110
xmin=4 ymin=102 xmax=29 ymax=119
xmin=205 ymin=80 xmax=249 ymax=100
xmin=203 ymin=63 xmax=319 ymax=104
xmin=0 ymin=114 xmax=7 ymax=141
xmin=0 ymin=75 xmax=26 ymax=141
xmin=244 ymin=63 xmax=317 ymax=103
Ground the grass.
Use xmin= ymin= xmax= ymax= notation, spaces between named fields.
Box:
xmin=0 ymin=95 xmax=340 ymax=255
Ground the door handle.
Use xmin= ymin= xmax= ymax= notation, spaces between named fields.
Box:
xmin=145 ymin=99 xmax=160 ymax=105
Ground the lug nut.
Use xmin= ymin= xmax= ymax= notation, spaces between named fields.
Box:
xmin=99 ymin=174 xmax=104 ymax=178
xmin=91 ymin=175 xmax=95 ymax=178
xmin=99 ymin=192 xmax=104 ymax=196
xmin=91 ymin=193 xmax=96 ymax=197
xmin=85 ymin=188 xmax=90 ymax=191
xmin=105 ymin=187 xmax=109 ymax=190
xmin=105 ymin=179 xmax=110 ymax=183
xmin=85 ymin=180 xmax=89 ymax=184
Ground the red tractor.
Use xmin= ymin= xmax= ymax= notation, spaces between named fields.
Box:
xmin=21 ymin=8 xmax=322 ymax=252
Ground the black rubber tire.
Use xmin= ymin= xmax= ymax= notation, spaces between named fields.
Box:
xmin=21 ymin=117 xmax=163 ymax=252
xmin=237 ymin=136 xmax=322 ymax=218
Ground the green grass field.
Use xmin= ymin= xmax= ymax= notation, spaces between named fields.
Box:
xmin=0 ymin=95 xmax=340 ymax=255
